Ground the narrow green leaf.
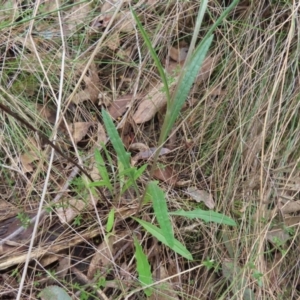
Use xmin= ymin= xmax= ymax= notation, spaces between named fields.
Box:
xmin=89 ymin=181 xmax=111 ymax=188
xmin=94 ymin=148 xmax=113 ymax=193
xmin=133 ymin=218 xmax=193 ymax=260
xmin=122 ymin=164 xmax=148 ymax=194
xmin=106 ymin=208 xmax=115 ymax=232
xmin=169 ymin=209 xmax=236 ymax=226
xmin=146 ymin=181 xmax=174 ymax=247
xmin=102 ymin=109 xmax=130 ymax=170
xmin=133 ymin=236 xmax=153 ymax=297
xmin=131 ymin=9 xmax=170 ymax=104
xmin=160 ymin=35 xmax=214 ymax=143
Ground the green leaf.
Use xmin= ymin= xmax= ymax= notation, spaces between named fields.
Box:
xmin=146 ymin=181 xmax=174 ymax=247
xmin=106 ymin=208 xmax=115 ymax=232
xmin=133 ymin=236 xmax=153 ymax=297
xmin=133 ymin=218 xmax=193 ymax=260
xmin=39 ymin=285 xmax=72 ymax=300
xmin=121 ymin=164 xmax=148 ymax=194
xmin=94 ymin=148 xmax=113 ymax=193
xmin=169 ymin=209 xmax=236 ymax=226
xmin=160 ymin=34 xmax=214 ymax=143
xmin=102 ymin=109 xmax=130 ymax=170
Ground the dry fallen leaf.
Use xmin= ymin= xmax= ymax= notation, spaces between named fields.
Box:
xmin=36 ymin=104 xmax=56 ymax=124
xmin=115 ymin=11 xmax=135 ymax=33
xmin=131 ymin=147 xmax=170 ymax=165
xmin=18 ymin=151 xmax=40 ymax=173
xmin=128 ymin=142 xmax=149 ymax=152
xmin=186 ymin=186 xmax=215 ymax=209
xmin=87 ymin=235 xmax=115 ymax=279
xmin=106 ymin=32 xmax=120 ymax=50
xmin=108 ymin=94 xmax=133 ymax=119
xmin=72 ymin=63 xmax=101 ymax=104
xmin=133 ymin=82 xmax=176 ymax=124
xmin=280 ymin=200 xmax=300 ymax=214
xmin=169 ymin=46 xmax=189 ymax=62
xmin=153 ymin=166 xmax=178 ymax=185
xmin=266 ymin=228 xmax=290 ymax=246
xmin=56 ymin=257 xmax=71 ymax=279
xmin=134 ymin=52 xmax=220 ymax=124
xmin=56 ymin=198 xmax=88 ymax=224
xmin=68 ymin=122 xmax=94 ymax=143
xmin=64 ymin=2 xmax=91 ymax=32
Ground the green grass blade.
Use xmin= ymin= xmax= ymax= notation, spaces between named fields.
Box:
xmin=186 ymin=0 xmax=208 ymax=61
xmin=133 ymin=236 xmax=153 ymax=297
xmin=133 ymin=218 xmax=193 ymax=260
xmin=169 ymin=209 xmax=237 ymax=226
xmin=146 ymin=181 xmax=174 ymax=247
xmin=106 ymin=208 xmax=115 ymax=233
xmin=131 ymin=9 xmax=170 ymax=104
xmin=102 ymin=109 xmax=130 ymax=170
xmin=94 ymin=148 xmax=113 ymax=193
xmin=159 ymin=34 xmax=214 ymax=143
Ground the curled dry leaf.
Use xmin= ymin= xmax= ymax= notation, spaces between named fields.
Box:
xmin=131 ymin=147 xmax=170 ymax=165
xmin=186 ymin=186 xmax=215 ymax=209
xmin=153 ymin=166 xmax=178 ymax=185
xmin=128 ymin=142 xmax=149 ymax=152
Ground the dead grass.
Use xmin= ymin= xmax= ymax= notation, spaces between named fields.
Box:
xmin=1 ymin=0 xmax=300 ymax=299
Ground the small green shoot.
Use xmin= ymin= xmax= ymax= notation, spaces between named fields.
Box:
xmin=73 ymin=214 xmax=82 ymax=226
xmin=102 ymin=108 xmax=130 ymax=170
xmin=121 ymin=164 xmax=148 ymax=194
xmin=16 ymin=212 xmax=31 ymax=229
xmin=93 ymin=148 xmax=113 ymax=193
xmin=133 ymin=236 xmax=153 ymax=297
